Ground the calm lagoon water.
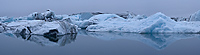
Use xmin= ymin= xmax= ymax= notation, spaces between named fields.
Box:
xmin=0 ymin=30 xmax=200 ymax=55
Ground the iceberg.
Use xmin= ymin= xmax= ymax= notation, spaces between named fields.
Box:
xmin=126 ymin=15 xmax=147 ymax=21
xmin=73 ymin=20 xmax=93 ymax=29
xmin=68 ymin=12 xmax=94 ymax=29
xmin=1 ymin=10 xmax=200 ymax=34
xmin=88 ymin=14 xmax=126 ymax=24
xmin=28 ymin=12 xmax=45 ymax=20
xmin=68 ymin=12 xmax=106 ymax=29
xmin=126 ymin=11 xmax=134 ymax=19
xmin=5 ymin=20 xmax=78 ymax=35
xmin=28 ymin=9 xmax=64 ymax=21
xmin=0 ymin=10 xmax=67 ymax=24
xmin=86 ymin=12 xmax=200 ymax=33
xmin=68 ymin=12 xmax=103 ymax=21
xmin=189 ymin=10 xmax=200 ymax=21
xmin=0 ymin=17 xmax=18 ymax=23
xmin=133 ymin=15 xmax=147 ymax=20
xmin=116 ymin=12 xmax=136 ymax=19
xmin=25 ymin=9 xmax=65 ymax=21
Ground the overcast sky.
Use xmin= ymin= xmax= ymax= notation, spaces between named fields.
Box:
xmin=0 ymin=0 xmax=200 ymax=17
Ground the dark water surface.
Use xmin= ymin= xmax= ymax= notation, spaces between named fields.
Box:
xmin=0 ymin=30 xmax=200 ymax=55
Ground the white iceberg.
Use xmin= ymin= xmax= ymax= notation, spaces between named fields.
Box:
xmin=74 ymin=14 xmax=126 ymax=29
xmin=5 ymin=20 xmax=78 ymax=35
xmin=116 ymin=12 xmax=136 ymax=19
xmin=67 ymin=12 xmax=106 ymax=29
xmin=28 ymin=12 xmax=45 ymax=20
xmin=27 ymin=10 xmax=65 ymax=21
xmin=132 ymin=15 xmax=147 ymax=20
xmin=73 ymin=20 xmax=93 ymax=29
xmin=0 ymin=17 xmax=18 ymax=23
xmin=189 ymin=10 xmax=200 ymax=21
xmin=67 ymin=13 xmax=93 ymax=29
xmin=126 ymin=12 xmax=134 ymax=19
xmin=86 ymin=12 xmax=200 ymax=33
xmin=88 ymin=14 xmax=126 ymax=24
xmin=2 ymin=10 xmax=200 ymax=34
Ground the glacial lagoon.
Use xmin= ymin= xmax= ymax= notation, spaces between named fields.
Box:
xmin=0 ymin=30 xmax=200 ymax=55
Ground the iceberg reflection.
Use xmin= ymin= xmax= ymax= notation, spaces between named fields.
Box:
xmin=78 ymin=30 xmax=199 ymax=50
xmin=3 ymin=33 xmax=77 ymax=46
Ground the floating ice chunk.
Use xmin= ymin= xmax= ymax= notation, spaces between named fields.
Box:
xmin=127 ymin=12 xmax=134 ymax=19
xmin=138 ymin=12 xmax=176 ymax=33
xmin=0 ymin=17 xmax=17 ymax=23
xmin=127 ymin=15 xmax=147 ymax=21
xmin=87 ymin=12 xmax=200 ymax=33
xmin=66 ymin=14 xmax=93 ymax=29
xmin=44 ymin=9 xmax=55 ymax=19
xmin=116 ymin=12 xmax=136 ymax=19
xmin=173 ymin=21 xmax=200 ymax=33
xmin=6 ymin=20 xmax=78 ymax=35
xmin=27 ymin=12 xmax=45 ymax=20
xmin=88 ymin=14 xmax=125 ymax=24
xmin=26 ymin=9 xmax=64 ymax=21
xmin=67 ymin=12 xmax=93 ymax=21
xmin=133 ymin=15 xmax=147 ymax=20
xmin=73 ymin=20 xmax=93 ymax=29
xmin=68 ymin=14 xmax=125 ymax=29
xmin=189 ymin=10 xmax=200 ymax=21
xmin=139 ymin=17 xmax=174 ymax=33
xmin=54 ymin=15 xmax=68 ymax=20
